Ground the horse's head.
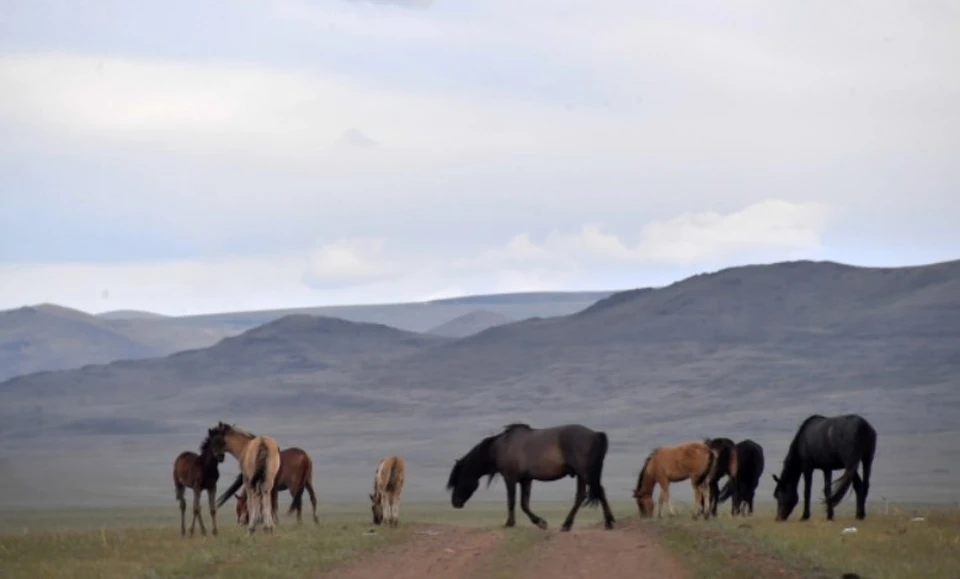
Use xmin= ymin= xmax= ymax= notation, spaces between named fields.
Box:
xmin=369 ymin=492 xmax=384 ymax=525
xmin=206 ymin=427 xmax=227 ymax=463
xmin=771 ymin=474 xmax=798 ymax=521
xmin=235 ymin=492 xmax=248 ymax=525
xmin=632 ymin=487 xmax=654 ymax=517
xmin=446 ymin=459 xmax=479 ymax=509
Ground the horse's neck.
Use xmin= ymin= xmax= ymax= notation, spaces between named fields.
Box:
xmin=224 ymin=434 xmax=251 ymax=459
xmin=198 ymin=451 xmax=219 ymax=474
xmin=780 ymin=452 xmax=803 ymax=483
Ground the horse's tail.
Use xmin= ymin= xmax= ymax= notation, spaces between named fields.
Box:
xmin=583 ymin=431 xmax=609 ymax=508
xmin=216 ymin=473 xmax=244 ymax=508
xmin=250 ymin=440 xmax=269 ymax=494
xmin=694 ymin=446 xmax=717 ymax=488
xmin=716 ymin=478 xmax=734 ymax=503
xmin=826 ymin=465 xmax=858 ymax=508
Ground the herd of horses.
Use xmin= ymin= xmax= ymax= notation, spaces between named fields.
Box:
xmin=172 ymin=413 xmax=877 ymax=537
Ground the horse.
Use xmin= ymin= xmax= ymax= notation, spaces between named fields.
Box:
xmin=704 ymin=437 xmax=738 ymax=517
xmin=172 ymin=427 xmax=226 ymax=537
xmin=222 ymin=446 xmax=320 ymax=525
xmin=772 ymin=414 xmax=877 ymax=521
xmin=370 ymin=455 xmax=405 ymax=527
xmin=446 ymin=423 xmax=615 ymax=532
xmin=716 ymin=439 xmax=764 ymax=516
xmin=632 ymin=440 xmax=718 ymax=520
xmin=210 ymin=421 xmax=282 ymax=535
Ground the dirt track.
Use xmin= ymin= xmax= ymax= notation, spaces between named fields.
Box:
xmin=317 ymin=522 xmax=688 ymax=579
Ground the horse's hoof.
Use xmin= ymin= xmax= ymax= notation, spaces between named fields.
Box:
xmin=504 ymin=521 xmax=516 ymax=528
xmin=212 ymin=529 xmax=218 ymax=536
xmin=536 ymin=520 xmax=548 ymax=531
xmin=560 ymin=523 xmax=572 ymax=532
xmin=604 ymin=521 xmax=614 ymax=530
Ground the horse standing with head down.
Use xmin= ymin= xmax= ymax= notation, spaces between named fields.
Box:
xmin=772 ymin=414 xmax=876 ymax=522
xmin=370 ymin=455 xmax=406 ymax=527
xmin=632 ymin=440 xmax=718 ymax=520
xmin=446 ymin=423 xmax=615 ymax=532
xmin=716 ymin=439 xmax=764 ymax=516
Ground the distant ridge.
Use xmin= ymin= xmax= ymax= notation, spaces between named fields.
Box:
xmin=426 ymin=309 xmax=515 ymax=338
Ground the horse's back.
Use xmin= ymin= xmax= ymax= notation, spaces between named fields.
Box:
xmin=376 ymin=455 xmax=405 ymax=494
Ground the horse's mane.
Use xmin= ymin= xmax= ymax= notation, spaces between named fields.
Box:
xmin=502 ymin=423 xmax=532 ymax=434
xmin=788 ymin=415 xmax=825 ymax=452
xmin=635 ymin=447 xmax=658 ymax=491
xmin=199 ymin=433 xmax=216 ymax=454
xmin=446 ymin=434 xmax=499 ymax=491
xmin=217 ymin=421 xmax=256 ymax=439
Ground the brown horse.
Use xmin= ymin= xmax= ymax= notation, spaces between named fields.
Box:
xmin=210 ymin=421 xmax=281 ymax=535
xmin=705 ymin=437 xmax=738 ymax=517
xmin=370 ymin=455 xmax=405 ymax=527
xmin=172 ymin=427 xmax=226 ymax=537
xmin=224 ymin=447 xmax=320 ymax=525
xmin=447 ymin=423 xmax=615 ymax=532
xmin=632 ymin=440 xmax=718 ymax=520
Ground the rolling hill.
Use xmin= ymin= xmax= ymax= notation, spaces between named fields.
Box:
xmin=426 ymin=309 xmax=515 ymax=338
xmin=1 ymin=259 xmax=958 ymax=508
xmin=0 ymin=291 xmax=614 ymax=381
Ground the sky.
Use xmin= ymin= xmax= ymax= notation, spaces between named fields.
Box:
xmin=1 ymin=0 xmax=958 ymax=316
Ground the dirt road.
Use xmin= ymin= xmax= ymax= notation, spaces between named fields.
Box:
xmin=317 ymin=522 xmax=688 ymax=579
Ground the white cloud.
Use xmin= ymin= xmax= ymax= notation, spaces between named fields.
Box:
xmin=0 ymin=200 xmax=833 ymax=314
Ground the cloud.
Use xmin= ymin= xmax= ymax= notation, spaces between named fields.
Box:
xmin=0 ymin=200 xmax=834 ymax=315
xmin=344 ymin=0 xmax=432 ymax=7
xmin=471 ymin=200 xmax=833 ymax=269
xmin=336 ymin=128 xmax=379 ymax=149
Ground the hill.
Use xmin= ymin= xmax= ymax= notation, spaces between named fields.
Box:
xmin=426 ymin=309 xmax=515 ymax=338
xmin=0 ymin=291 xmax=613 ymax=380
xmin=0 ymin=304 xmax=234 ymax=382
xmin=1 ymin=259 xmax=958 ymax=508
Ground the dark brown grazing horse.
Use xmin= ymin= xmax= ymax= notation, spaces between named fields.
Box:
xmin=220 ymin=446 xmax=320 ymax=525
xmin=773 ymin=414 xmax=877 ymax=521
xmin=705 ymin=437 xmax=738 ymax=517
xmin=173 ymin=427 xmax=226 ymax=537
xmin=447 ymin=423 xmax=615 ymax=532
xmin=717 ymin=439 xmax=764 ymax=516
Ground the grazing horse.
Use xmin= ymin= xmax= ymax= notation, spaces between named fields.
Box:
xmin=222 ymin=447 xmax=320 ymax=525
xmin=370 ymin=455 xmax=406 ymax=527
xmin=446 ymin=423 xmax=615 ymax=532
xmin=705 ymin=437 xmax=738 ymax=517
xmin=210 ymin=421 xmax=282 ymax=535
xmin=717 ymin=439 xmax=764 ymax=516
xmin=173 ymin=427 xmax=227 ymax=537
xmin=772 ymin=414 xmax=877 ymax=521
xmin=632 ymin=440 xmax=718 ymax=520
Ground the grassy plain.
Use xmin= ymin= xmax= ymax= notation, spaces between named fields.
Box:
xmin=656 ymin=501 xmax=960 ymax=579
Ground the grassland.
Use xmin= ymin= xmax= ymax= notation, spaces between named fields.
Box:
xmin=2 ymin=501 xmax=958 ymax=578
xmin=656 ymin=501 xmax=960 ymax=579
xmin=0 ymin=501 xmax=618 ymax=579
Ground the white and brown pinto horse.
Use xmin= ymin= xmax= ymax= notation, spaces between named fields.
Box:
xmin=369 ymin=455 xmax=405 ymax=527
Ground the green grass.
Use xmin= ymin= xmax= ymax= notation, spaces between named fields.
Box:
xmin=0 ymin=501 xmax=627 ymax=579
xmin=655 ymin=501 xmax=960 ymax=579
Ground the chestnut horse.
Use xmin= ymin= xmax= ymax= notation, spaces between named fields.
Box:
xmin=447 ymin=423 xmax=615 ymax=532
xmin=632 ymin=440 xmax=718 ymax=520
xmin=172 ymin=427 xmax=226 ymax=537
xmin=210 ymin=421 xmax=281 ymax=535
xmin=223 ymin=447 xmax=320 ymax=525
xmin=370 ymin=455 xmax=405 ymax=527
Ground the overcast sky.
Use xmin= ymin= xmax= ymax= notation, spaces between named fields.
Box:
xmin=1 ymin=0 xmax=958 ymax=315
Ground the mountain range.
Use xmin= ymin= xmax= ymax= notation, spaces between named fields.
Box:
xmin=0 ymin=259 xmax=957 ymax=509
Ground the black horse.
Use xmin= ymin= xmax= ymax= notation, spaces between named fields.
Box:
xmin=446 ymin=423 xmax=615 ymax=531
xmin=717 ymin=439 xmax=764 ymax=516
xmin=704 ymin=437 xmax=737 ymax=517
xmin=772 ymin=414 xmax=876 ymax=521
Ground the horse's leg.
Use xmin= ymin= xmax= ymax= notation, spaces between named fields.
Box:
xmin=597 ymin=482 xmax=616 ymax=529
xmin=176 ymin=483 xmax=187 ymax=537
xmin=271 ymin=488 xmax=280 ymax=526
xmin=208 ymin=487 xmax=218 ymax=536
xmin=391 ymin=495 xmax=401 ymax=527
xmin=709 ymin=478 xmax=720 ymax=517
xmin=701 ymin=477 xmax=713 ymax=521
xmin=560 ymin=476 xmax=587 ymax=532
xmin=822 ymin=470 xmax=835 ymax=520
xmin=291 ymin=487 xmax=303 ymax=524
xmin=657 ymin=480 xmax=671 ymax=518
xmin=503 ymin=480 xmax=517 ymax=527
xmin=800 ymin=469 xmax=814 ymax=521
xmin=856 ymin=454 xmax=872 ymax=520
xmin=192 ymin=488 xmax=207 ymax=536
xmin=851 ymin=472 xmax=866 ymax=520
xmin=246 ymin=485 xmax=258 ymax=536
xmin=263 ymin=487 xmax=275 ymax=534
xmin=690 ymin=479 xmax=703 ymax=520
xmin=519 ymin=479 xmax=548 ymax=530
xmin=304 ymin=481 xmax=319 ymax=524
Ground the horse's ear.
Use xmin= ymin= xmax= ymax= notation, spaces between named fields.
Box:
xmin=772 ymin=474 xmax=780 ymax=483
